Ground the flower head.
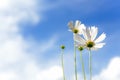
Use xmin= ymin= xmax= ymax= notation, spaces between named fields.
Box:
xmin=74 ymin=41 xmax=84 ymax=51
xmin=78 ymin=46 xmax=84 ymax=51
xmin=61 ymin=45 xmax=65 ymax=49
xmin=68 ymin=20 xmax=86 ymax=34
xmin=74 ymin=26 xmax=106 ymax=50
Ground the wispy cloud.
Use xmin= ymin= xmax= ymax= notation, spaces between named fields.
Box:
xmin=93 ymin=57 xmax=120 ymax=80
xmin=0 ymin=0 xmax=62 ymax=80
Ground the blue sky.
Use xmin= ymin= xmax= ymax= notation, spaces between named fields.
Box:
xmin=22 ymin=0 xmax=120 ymax=78
xmin=0 ymin=0 xmax=120 ymax=80
xmin=22 ymin=0 xmax=120 ymax=71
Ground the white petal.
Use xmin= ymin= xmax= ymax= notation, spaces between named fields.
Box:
xmin=78 ymin=24 xmax=86 ymax=34
xmin=75 ymin=20 xmax=81 ymax=28
xmin=91 ymin=47 xmax=99 ymax=51
xmin=68 ymin=21 xmax=74 ymax=30
xmin=95 ymin=33 xmax=106 ymax=43
xmin=74 ymin=41 xmax=84 ymax=47
xmin=74 ymin=41 xmax=79 ymax=47
xmin=91 ymin=27 xmax=98 ymax=41
xmin=82 ymin=28 xmax=88 ymax=40
xmin=94 ymin=43 xmax=106 ymax=48
xmin=86 ymin=27 xmax=93 ymax=37
xmin=86 ymin=27 xmax=91 ymax=40
xmin=78 ymin=24 xmax=86 ymax=30
xmin=74 ymin=34 xmax=86 ymax=45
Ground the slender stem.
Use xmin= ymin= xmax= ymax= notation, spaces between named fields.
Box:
xmin=74 ymin=40 xmax=78 ymax=80
xmin=61 ymin=49 xmax=66 ymax=80
xmin=80 ymin=51 xmax=86 ymax=80
xmin=89 ymin=50 xmax=92 ymax=80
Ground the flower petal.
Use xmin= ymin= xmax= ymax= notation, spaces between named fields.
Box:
xmin=86 ymin=27 xmax=91 ymax=40
xmin=91 ymin=27 xmax=98 ymax=41
xmin=90 ymin=47 xmax=99 ymax=50
xmin=94 ymin=43 xmax=106 ymax=48
xmin=75 ymin=20 xmax=81 ymax=28
xmin=78 ymin=24 xmax=86 ymax=34
xmin=74 ymin=34 xmax=86 ymax=45
xmin=68 ymin=21 xmax=74 ymax=30
xmin=74 ymin=41 xmax=84 ymax=47
xmin=95 ymin=33 xmax=106 ymax=43
xmin=82 ymin=28 xmax=88 ymax=40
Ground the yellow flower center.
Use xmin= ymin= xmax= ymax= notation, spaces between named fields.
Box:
xmin=86 ymin=41 xmax=95 ymax=48
xmin=73 ymin=28 xmax=79 ymax=34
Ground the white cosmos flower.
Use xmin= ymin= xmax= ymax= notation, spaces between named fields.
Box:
xmin=74 ymin=26 xmax=106 ymax=50
xmin=68 ymin=20 xmax=86 ymax=34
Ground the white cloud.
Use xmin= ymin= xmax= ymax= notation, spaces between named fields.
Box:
xmin=70 ymin=57 xmax=120 ymax=80
xmin=93 ymin=57 xmax=120 ymax=80
xmin=0 ymin=0 xmax=40 ymax=25
xmin=0 ymin=71 xmax=18 ymax=80
xmin=0 ymin=0 xmax=62 ymax=80
xmin=64 ymin=56 xmax=120 ymax=80
xmin=36 ymin=66 xmax=62 ymax=80
xmin=29 ymin=36 xmax=58 ymax=55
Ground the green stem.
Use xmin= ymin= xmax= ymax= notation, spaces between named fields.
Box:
xmin=74 ymin=40 xmax=78 ymax=80
xmin=61 ymin=49 xmax=66 ymax=80
xmin=80 ymin=51 xmax=86 ymax=80
xmin=89 ymin=50 xmax=92 ymax=80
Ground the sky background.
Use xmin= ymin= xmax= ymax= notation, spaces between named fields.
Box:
xmin=0 ymin=0 xmax=120 ymax=80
